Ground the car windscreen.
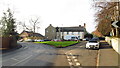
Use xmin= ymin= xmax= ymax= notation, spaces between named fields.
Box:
xmin=92 ymin=38 xmax=99 ymax=40
xmin=89 ymin=40 xmax=97 ymax=43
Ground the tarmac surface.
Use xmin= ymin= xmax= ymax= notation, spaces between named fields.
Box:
xmin=1 ymin=41 xmax=119 ymax=68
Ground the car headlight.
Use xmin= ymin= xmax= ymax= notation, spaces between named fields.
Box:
xmin=96 ymin=45 xmax=99 ymax=46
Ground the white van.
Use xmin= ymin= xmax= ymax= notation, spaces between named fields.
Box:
xmin=64 ymin=35 xmax=78 ymax=40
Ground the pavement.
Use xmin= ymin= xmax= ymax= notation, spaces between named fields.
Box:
xmin=98 ymin=41 xmax=119 ymax=68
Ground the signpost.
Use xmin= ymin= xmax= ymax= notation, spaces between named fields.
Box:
xmin=112 ymin=21 xmax=120 ymax=28
xmin=111 ymin=21 xmax=120 ymax=37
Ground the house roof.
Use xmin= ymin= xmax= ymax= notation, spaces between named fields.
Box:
xmin=20 ymin=31 xmax=44 ymax=37
xmin=56 ymin=26 xmax=85 ymax=32
xmin=29 ymin=33 xmax=44 ymax=37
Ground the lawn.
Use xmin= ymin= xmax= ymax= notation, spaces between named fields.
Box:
xmin=35 ymin=41 xmax=80 ymax=47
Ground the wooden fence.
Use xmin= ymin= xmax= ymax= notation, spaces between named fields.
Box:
xmin=0 ymin=36 xmax=17 ymax=49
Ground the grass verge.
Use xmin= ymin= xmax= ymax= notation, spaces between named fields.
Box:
xmin=35 ymin=41 xmax=80 ymax=47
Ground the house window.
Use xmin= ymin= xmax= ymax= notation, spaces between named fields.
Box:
xmin=67 ymin=32 xmax=69 ymax=35
xmin=72 ymin=32 xmax=74 ymax=35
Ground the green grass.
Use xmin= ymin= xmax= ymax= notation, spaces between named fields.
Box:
xmin=35 ymin=41 xmax=79 ymax=47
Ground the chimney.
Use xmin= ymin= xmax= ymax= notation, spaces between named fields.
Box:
xmin=79 ymin=25 xmax=81 ymax=27
xmin=84 ymin=23 xmax=86 ymax=28
xmin=50 ymin=24 xmax=52 ymax=26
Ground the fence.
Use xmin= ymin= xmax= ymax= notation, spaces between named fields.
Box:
xmin=0 ymin=36 xmax=17 ymax=49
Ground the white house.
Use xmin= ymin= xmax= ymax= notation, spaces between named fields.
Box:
xmin=45 ymin=24 xmax=86 ymax=40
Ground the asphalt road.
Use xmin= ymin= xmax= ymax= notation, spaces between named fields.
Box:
xmin=2 ymin=42 xmax=57 ymax=66
xmin=54 ymin=41 xmax=98 ymax=67
xmin=1 ymin=41 xmax=98 ymax=67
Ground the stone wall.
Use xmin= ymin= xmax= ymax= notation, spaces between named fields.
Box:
xmin=105 ymin=37 xmax=112 ymax=45
xmin=111 ymin=38 xmax=120 ymax=54
xmin=105 ymin=37 xmax=120 ymax=54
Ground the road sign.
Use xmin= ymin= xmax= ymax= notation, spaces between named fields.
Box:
xmin=116 ymin=21 xmax=120 ymax=27
xmin=112 ymin=21 xmax=120 ymax=28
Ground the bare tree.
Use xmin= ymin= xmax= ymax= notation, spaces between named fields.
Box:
xmin=19 ymin=21 xmax=32 ymax=31
xmin=93 ymin=2 xmax=120 ymax=36
xmin=19 ymin=17 xmax=40 ymax=33
xmin=29 ymin=18 xmax=40 ymax=33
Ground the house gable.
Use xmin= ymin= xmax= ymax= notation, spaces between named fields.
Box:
xmin=45 ymin=24 xmax=56 ymax=40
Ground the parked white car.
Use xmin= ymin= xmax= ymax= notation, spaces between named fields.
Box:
xmin=35 ymin=39 xmax=44 ymax=42
xmin=25 ymin=39 xmax=34 ymax=42
xmin=18 ymin=39 xmax=23 ymax=42
xmin=51 ymin=39 xmax=62 ymax=41
xmin=86 ymin=40 xmax=100 ymax=49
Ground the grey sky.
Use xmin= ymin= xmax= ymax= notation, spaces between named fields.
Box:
xmin=0 ymin=0 xmax=97 ymax=35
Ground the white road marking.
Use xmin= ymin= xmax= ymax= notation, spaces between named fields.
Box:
xmin=24 ymin=47 xmax=28 ymax=49
xmin=11 ymin=58 xmax=19 ymax=61
xmin=68 ymin=62 xmax=73 ymax=66
xmin=96 ymin=50 xmax=100 ymax=68
xmin=75 ymin=62 xmax=81 ymax=66
xmin=72 ymin=56 xmax=76 ymax=59
xmin=11 ymin=55 xmax=33 ymax=66
xmin=67 ymin=59 xmax=72 ymax=61
xmin=74 ymin=59 xmax=78 ymax=62
xmin=66 ymin=56 xmax=70 ymax=59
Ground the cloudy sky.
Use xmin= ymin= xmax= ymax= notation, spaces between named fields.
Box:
xmin=0 ymin=0 xmax=97 ymax=35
